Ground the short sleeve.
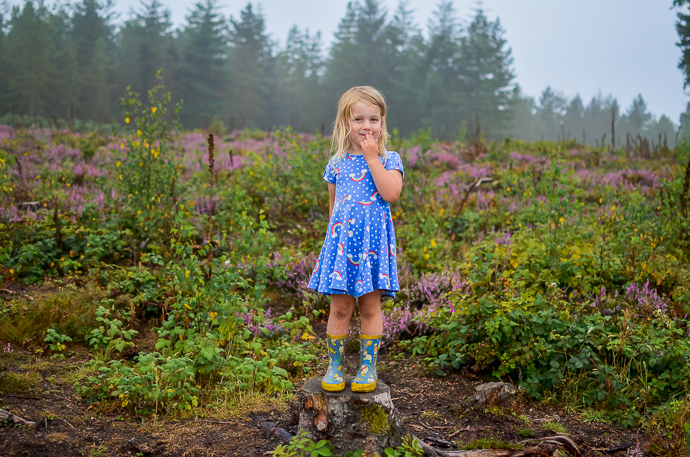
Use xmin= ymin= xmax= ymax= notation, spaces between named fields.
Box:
xmin=322 ymin=158 xmax=337 ymax=184
xmin=384 ymin=151 xmax=404 ymax=179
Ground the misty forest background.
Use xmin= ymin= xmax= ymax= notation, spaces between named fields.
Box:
xmin=0 ymin=0 xmax=689 ymax=145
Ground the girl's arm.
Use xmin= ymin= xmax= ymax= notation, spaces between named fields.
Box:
xmin=361 ymin=133 xmax=403 ymax=203
xmin=366 ymin=160 xmax=403 ymax=203
xmin=328 ymin=182 xmax=336 ymax=220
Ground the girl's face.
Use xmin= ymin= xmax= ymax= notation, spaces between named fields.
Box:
xmin=349 ymin=101 xmax=384 ymax=154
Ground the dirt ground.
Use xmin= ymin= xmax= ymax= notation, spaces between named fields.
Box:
xmin=0 ymin=340 xmax=654 ymax=457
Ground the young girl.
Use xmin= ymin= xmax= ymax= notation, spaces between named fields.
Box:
xmin=307 ymin=86 xmax=404 ymax=393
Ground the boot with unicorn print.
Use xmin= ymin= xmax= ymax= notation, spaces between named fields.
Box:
xmin=322 ymin=333 xmax=347 ymax=392
xmin=351 ymin=333 xmax=381 ymax=393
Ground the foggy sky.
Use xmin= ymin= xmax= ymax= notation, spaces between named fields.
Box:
xmin=9 ymin=0 xmax=688 ymax=121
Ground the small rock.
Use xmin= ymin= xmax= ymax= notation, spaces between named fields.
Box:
xmin=424 ymin=437 xmax=454 ymax=448
xmin=473 ymin=382 xmax=516 ymax=405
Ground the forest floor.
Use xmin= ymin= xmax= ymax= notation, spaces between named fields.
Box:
xmin=0 ymin=332 xmax=654 ymax=457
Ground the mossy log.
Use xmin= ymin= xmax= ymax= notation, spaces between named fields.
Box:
xmin=298 ymin=376 xmax=407 ymax=455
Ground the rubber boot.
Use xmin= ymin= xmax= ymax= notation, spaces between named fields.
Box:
xmin=321 ymin=333 xmax=347 ymax=392
xmin=351 ymin=333 xmax=381 ymax=393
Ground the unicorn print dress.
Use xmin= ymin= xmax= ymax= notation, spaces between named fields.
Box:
xmin=308 ymin=151 xmax=404 ymax=299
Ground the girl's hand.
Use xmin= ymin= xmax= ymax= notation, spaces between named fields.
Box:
xmin=361 ymin=133 xmax=379 ymax=163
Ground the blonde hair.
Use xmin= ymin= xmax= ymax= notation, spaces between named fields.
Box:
xmin=330 ymin=86 xmax=390 ymax=163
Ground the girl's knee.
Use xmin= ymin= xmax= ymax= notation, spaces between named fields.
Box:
xmin=331 ymin=294 xmax=355 ymax=311
xmin=358 ymin=298 xmax=382 ymax=321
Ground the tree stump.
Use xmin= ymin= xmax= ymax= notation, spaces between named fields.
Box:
xmin=298 ymin=376 xmax=408 ymax=456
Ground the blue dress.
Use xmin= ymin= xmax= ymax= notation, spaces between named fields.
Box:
xmin=308 ymin=151 xmax=404 ymax=298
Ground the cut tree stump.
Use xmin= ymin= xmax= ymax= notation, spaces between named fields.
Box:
xmin=297 ymin=377 xmax=580 ymax=457
xmin=298 ymin=376 xmax=407 ymax=456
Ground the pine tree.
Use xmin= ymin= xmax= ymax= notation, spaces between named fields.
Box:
xmin=458 ymin=8 xmax=515 ymax=137
xmin=176 ymin=0 xmax=228 ymax=127
xmin=83 ymin=37 xmax=112 ymax=122
xmin=354 ymin=0 xmax=391 ymax=91
xmin=229 ymin=2 xmax=274 ymax=129
xmin=646 ymin=114 xmax=677 ymax=148
xmin=675 ymin=1 xmax=690 ymax=87
xmin=505 ymin=85 xmax=540 ymax=142
xmin=421 ymin=0 xmax=464 ymax=139
xmin=537 ymin=86 xmax=567 ymax=141
xmin=583 ymin=92 xmax=617 ymax=146
xmin=116 ymin=0 xmax=176 ymax=99
xmin=384 ymin=1 xmax=424 ymax=136
xmin=563 ymin=94 xmax=585 ymax=142
xmin=4 ymin=1 xmax=54 ymax=117
xmin=46 ymin=7 xmax=80 ymax=120
xmin=71 ymin=0 xmax=116 ymax=121
xmin=0 ymin=4 xmax=8 ymax=110
xmin=680 ymin=101 xmax=690 ymax=139
xmin=326 ymin=2 xmax=361 ymax=97
xmin=275 ymin=26 xmax=326 ymax=131
xmin=625 ymin=94 xmax=652 ymax=137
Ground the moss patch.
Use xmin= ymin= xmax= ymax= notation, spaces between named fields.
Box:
xmin=359 ymin=404 xmax=389 ymax=435
xmin=0 ymin=371 xmax=41 ymax=394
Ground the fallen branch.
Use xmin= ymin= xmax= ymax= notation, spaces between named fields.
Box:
xmin=415 ymin=433 xmax=580 ymax=457
xmin=0 ymin=289 xmax=34 ymax=301
xmin=0 ymin=408 xmax=36 ymax=427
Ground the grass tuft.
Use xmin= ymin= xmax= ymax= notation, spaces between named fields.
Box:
xmin=516 ymin=426 xmax=536 ymax=437
xmin=540 ymin=421 xmax=567 ymax=434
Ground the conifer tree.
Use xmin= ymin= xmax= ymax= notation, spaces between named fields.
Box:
xmin=505 ymin=86 xmax=540 ymax=141
xmin=4 ymin=1 xmax=54 ymax=116
xmin=675 ymin=0 xmax=690 ymax=87
xmin=680 ymin=101 xmax=690 ymax=138
xmin=421 ymin=0 xmax=464 ymax=139
xmin=563 ymin=94 xmax=585 ymax=142
xmin=176 ymin=0 xmax=228 ymax=127
xmin=46 ymin=7 xmax=80 ymax=120
xmin=275 ymin=26 xmax=326 ymax=131
xmin=83 ymin=37 xmax=112 ymax=122
xmin=116 ymin=0 xmax=175 ymax=100
xmin=326 ymin=2 xmax=361 ymax=97
xmin=0 ymin=4 xmax=8 ymax=110
xmin=537 ymin=86 xmax=567 ymax=141
xmin=71 ymin=0 xmax=116 ymax=121
xmin=384 ymin=1 xmax=423 ymax=135
xmin=354 ymin=0 xmax=392 ymax=91
xmin=624 ymin=94 xmax=652 ymax=138
xmin=229 ymin=2 xmax=274 ymax=129
xmin=458 ymin=8 xmax=515 ymax=137
xmin=647 ymin=114 xmax=677 ymax=148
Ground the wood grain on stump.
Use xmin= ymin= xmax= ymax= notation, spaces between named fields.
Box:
xmin=298 ymin=376 xmax=407 ymax=456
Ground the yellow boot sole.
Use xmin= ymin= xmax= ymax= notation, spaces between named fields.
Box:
xmin=351 ymin=380 xmax=377 ymax=393
xmin=322 ymin=380 xmax=345 ymax=392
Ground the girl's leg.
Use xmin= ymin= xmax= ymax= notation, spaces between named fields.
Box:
xmin=352 ymin=290 xmax=383 ymax=393
xmin=322 ymin=293 xmax=355 ymax=392
xmin=357 ymin=289 xmax=382 ymax=335
xmin=327 ymin=293 xmax=356 ymax=335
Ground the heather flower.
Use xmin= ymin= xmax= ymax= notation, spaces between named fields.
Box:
xmin=494 ymin=230 xmax=513 ymax=246
xmin=592 ymin=281 xmax=670 ymax=320
xmin=235 ymin=307 xmax=285 ymax=337
xmin=403 ymin=270 xmax=467 ymax=310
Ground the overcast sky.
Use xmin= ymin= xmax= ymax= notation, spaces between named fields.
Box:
xmin=10 ymin=0 xmax=688 ymax=121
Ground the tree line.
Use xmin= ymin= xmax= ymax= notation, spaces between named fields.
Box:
xmin=0 ymin=0 xmax=687 ymax=145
